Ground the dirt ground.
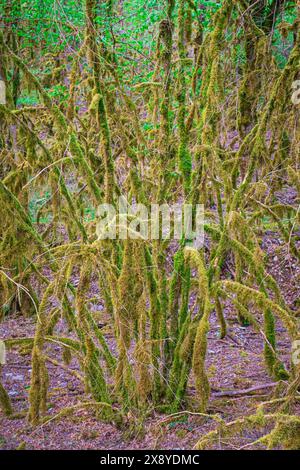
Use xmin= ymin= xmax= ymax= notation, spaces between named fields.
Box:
xmin=0 ymin=233 xmax=299 ymax=450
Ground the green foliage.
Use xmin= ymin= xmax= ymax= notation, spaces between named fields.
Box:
xmin=0 ymin=0 xmax=299 ymax=450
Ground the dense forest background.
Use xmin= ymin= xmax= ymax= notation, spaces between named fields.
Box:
xmin=0 ymin=0 xmax=300 ymax=450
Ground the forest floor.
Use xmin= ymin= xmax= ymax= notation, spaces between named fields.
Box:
xmin=1 ymin=232 xmax=300 ymax=450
